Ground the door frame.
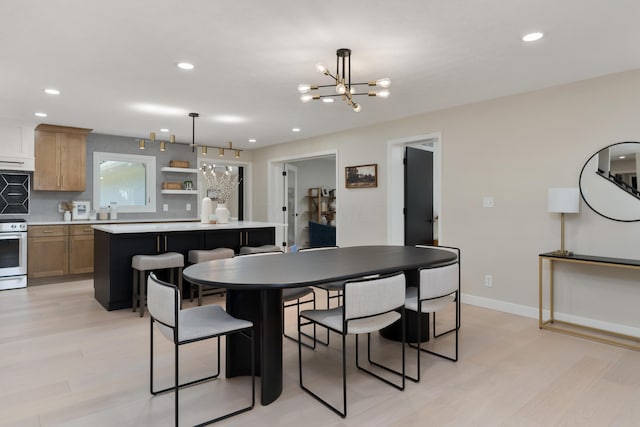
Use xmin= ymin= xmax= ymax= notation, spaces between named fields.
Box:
xmin=386 ymin=133 xmax=441 ymax=245
xmin=267 ymin=149 xmax=339 ymax=248
xmin=284 ymin=162 xmax=298 ymax=247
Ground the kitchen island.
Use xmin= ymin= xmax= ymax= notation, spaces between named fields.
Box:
xmin=92 ymin=221 xmax=281 ymax=310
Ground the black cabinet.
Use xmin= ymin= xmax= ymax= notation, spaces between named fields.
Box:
xmin=203 ymin=228 xmax=276 ymax=252
xmin=93 ymin=226 xmax=276 ymax=311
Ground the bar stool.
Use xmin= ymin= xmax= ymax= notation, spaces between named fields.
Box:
xmin=131 ymin=252 xmax=184 ymax=317
xmin=187 ymin=247 xmax=235 ymax=306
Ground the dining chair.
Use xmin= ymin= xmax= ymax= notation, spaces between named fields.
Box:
xmin=239 ymin=248 xmax=317 ymax=348
xmin=298 ymin=272 xmax=406 ymax=418
xmin=415 ymin=244 xmax=461 ymax=337
xmin=147 ymin=273 xmax=255 ymax=426
xmin=405 ymin=250 xmax=460 ymax=383
xmin=298 ymin=246 xmax=342 ymax=346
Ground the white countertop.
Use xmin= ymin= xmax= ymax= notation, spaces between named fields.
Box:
xmin=28 ymin=218 xmax=198 ymax=226
xmin=92 ymin=221 xmax=284 ymax=234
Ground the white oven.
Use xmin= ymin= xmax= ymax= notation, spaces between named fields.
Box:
xmin=0 ymin=219 xmax=27 ymax=290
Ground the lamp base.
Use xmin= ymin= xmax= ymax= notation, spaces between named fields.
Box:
xmin=551 ymin=249 xmax=573 ymax=257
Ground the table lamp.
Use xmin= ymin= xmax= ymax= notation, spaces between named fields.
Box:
xmin=548 ymin=187 xmax=580 ymax=256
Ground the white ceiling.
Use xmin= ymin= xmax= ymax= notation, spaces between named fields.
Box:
xmin=2 ymin=0 xmax=640 ymax=150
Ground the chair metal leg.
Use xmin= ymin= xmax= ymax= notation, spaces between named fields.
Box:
xmin=358 ymin=323 xmax=406 ymax=390
xmin=284 ymin=291 xmax=316 ymax=349
xmin=139 ymin=270 xmax=146 ymax=317
xmin=132 ymin=269 xmax=138 ymax=312
xmin=150 ymin=317 xmax=254 ymax=426
xmin=299 ymin=314 xmax=405 ymax=418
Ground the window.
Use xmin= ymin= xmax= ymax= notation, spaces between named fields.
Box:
xmin=93 ymin=152 xmax=156 ymax=213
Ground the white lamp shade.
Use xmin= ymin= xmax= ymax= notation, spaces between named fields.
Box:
xmin=548 ymin=188 xmax=580 ymax=213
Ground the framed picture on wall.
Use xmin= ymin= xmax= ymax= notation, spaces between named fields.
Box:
xmin=345 ymin=164 xmax=378 ymax=188
xmin=72 ymin=200 xmax=90 ymax=220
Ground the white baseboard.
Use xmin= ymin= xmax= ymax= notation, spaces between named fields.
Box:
xmin=461 ymin=293 xmax=640 ymax=338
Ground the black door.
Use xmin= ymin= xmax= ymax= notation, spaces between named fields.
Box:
xmin=404 ymin=146 xmax=434 ymax=246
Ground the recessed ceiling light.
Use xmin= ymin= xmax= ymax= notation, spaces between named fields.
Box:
xmin=44 ymin=88 xmax=60 ymax=95
xmin=34 ymin=112 xmax=47 ymax=117
xmin=522 ymin=32 xmax=544 ymax=42
xmin=248 ymin=139 xmax=256 ymax=143
xmin=213 ymin=115 xmax=246 ymax=124
xmin=177 ymin=62 xmax=194 ymax=70
xmin=322 ymin=98 xmax=335 ymax=103
xmin=292 ymin=128 xmax=301 ymax=132
xmin=160 ymin=128 xmax=170 ymax=132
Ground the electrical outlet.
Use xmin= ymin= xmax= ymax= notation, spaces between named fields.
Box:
xmin=163 ymin=204 xmax=169 ymax=212
xmin=186 ymin=203 xmax=191 ymax=211
xmin=484 ymin=274 xmax=493 ymax=287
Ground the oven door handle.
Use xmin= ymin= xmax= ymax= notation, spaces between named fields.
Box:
xmin=0 ymin=232 xmax=27 ymax=240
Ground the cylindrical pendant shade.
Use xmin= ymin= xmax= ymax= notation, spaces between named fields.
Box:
xmin=548 ymin=188 xmax=580 ymax=213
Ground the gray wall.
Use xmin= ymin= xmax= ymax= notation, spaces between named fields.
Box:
xmin=28 ymin=133 xmax=199 ymax=222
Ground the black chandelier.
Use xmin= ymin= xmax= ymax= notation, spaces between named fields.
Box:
xmin=297 ymin=48 xmax=391 ymax=112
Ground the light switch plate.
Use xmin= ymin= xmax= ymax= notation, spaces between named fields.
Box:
xmin=483 ymin=196 xmax=494 ymax=208
xmin=163 ymin=204 xmax=169 ymax=211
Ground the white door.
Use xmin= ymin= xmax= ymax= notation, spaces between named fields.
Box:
xmin=284 ymin=163 xmax=298 ymax=248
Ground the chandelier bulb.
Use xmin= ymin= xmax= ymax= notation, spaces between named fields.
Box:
xmin=353 ymin=103 xmax=361 ymax=113
xmin=336 ymin=83 xmax=346 ymax=95
xmin=300 ymin=94 xmax=313 ymax=103
xmin=377 ymin=89 xmax=391 ymax=98
xmin=316 ymin=63 xmax=328 ymax=74
xmin=350 ymin=86 xmax=357 ymax=95
xmin=376 ymin=78 xmax=391 ymax=88
xmin=298 ymin=84 xmax=311 ymax=93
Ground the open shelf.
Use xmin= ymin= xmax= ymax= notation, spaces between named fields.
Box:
xmin=160 ymin=189 xmax=198 ymax=195
xmin=160 ymin=167 xmax=199 ymax=174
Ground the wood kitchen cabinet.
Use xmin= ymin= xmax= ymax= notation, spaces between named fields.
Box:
xmin=34 ymin=124 xmax=92 ymax=191
xmin=28 ymin=224 xmax=96 ymax=282
xmin=69 ymin=225 xmax=95 ymax=274
xmin=28 ymin=225 xmax=69 ymax=279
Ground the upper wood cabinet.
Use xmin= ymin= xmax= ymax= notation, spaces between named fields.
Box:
xmin=34 ymin=124 xmax=92 ymax=191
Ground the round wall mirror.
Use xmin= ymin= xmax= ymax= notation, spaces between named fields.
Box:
xmin=579 ymin=142 xmax=640 ymax=221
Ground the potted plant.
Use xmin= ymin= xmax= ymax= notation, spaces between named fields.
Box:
xmin=61 ymin=200 xmax=74 ymax=221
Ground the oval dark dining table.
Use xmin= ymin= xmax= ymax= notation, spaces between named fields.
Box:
xmin=182 ymin=245 xmax=457 ymax=405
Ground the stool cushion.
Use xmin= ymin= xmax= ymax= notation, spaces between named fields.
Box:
xmin=188 ymin=248 xmax=235 ymax=264
xmin=239 ymin=245 xmax=283 ymax=255
xmin=132 ymin=252 xmax=184 ymax=270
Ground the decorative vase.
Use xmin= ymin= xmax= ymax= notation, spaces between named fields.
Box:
xmin=215 ymin=203 xmax=230 ymax=224
xmin=63 ymin=211 xmax=71 ymax=221
xmin=201 ymin=197 xmax=212 ymax=223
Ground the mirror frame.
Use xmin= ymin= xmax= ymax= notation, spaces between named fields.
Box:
xmin=579 ymin=141 xmax=640 ymax=222
xmin=93 ymin=151 xmax=156 ymax=213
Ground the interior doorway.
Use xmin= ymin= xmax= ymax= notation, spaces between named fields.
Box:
xmin=268 ymin=151 xmax=338 ymax=249
xmin=387 ymin=133 xmax=441 ymax=245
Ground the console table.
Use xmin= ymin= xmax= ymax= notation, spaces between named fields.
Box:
xmin=538 ymin=252 xmax=640 ymax=351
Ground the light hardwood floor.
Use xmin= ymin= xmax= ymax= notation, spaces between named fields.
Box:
xmin=2 ymin=279 xmax=640 ymax=427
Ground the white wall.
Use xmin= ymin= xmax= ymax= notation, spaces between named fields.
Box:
xmin=250 ymin=69 xmax=640 ymax=331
